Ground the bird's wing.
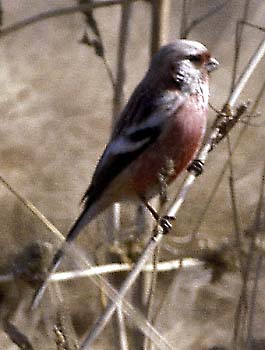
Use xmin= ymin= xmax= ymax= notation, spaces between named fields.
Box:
xmin=81 ymin=88 xmax=185 ymax=208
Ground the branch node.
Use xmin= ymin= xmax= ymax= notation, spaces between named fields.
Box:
xmin=187 ymin=159 xmax=205 ymax=176
xmin=211 ymin=101 xmax=250 ymax=149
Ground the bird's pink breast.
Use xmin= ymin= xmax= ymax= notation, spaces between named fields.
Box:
xmin=128 ymin=96 xmax=207 ymax=198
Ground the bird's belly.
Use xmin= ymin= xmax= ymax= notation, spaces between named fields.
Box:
xmin=128 ymin=104 xmax=207 ymax=198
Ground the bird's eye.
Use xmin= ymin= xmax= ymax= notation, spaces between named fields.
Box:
xmin=187 ymin=54 xmax=202 ymax=63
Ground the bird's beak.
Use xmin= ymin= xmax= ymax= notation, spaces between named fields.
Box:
xmin=206 ymin=57 xmax=219 ymax=73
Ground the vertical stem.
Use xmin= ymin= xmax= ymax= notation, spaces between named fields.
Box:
xmin=179 ymin=0 xmax=188 ymax=39
xmin=246 ymin=162 xmax=265 ymax=349
xmin=117 ymin=305 xmax=129 ymax=350
xmin=105 ymin=0 xmax=131 ymax=241
xmin=246 ymin=253 xmax=263 ymax=350
xmin=144 ymin=245 xmax=160 ymax=350
xmin=150 ymin=0 xmax=170 ymax=55
xmin=113 ymin=0 xmax=131 ymax=118
xmin=230 ymin=0 xmax=250 ymax=94
xmin=228 ymin=145 xmax=244 ymax=272
xmin=106 ymin=1 xmax=132 ymax=348
xmin=226 ymin=0 xmax=250 ymax=281
xmin=140 ymin=1 xmax=171 ymax=348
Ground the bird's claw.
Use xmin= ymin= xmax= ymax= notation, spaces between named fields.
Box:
xmin=159 ymin=215 xmax=175 ymax=234
xmin=187 ymin=159 xmax=204 ymax=177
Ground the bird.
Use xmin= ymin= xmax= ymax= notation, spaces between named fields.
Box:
xmin=31 ymin=39 xmax=218 ymax=309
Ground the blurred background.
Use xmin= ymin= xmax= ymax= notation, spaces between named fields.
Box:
xmin=0 ymin=1 xmax=264 ymax=349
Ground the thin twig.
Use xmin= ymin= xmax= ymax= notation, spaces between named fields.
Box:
xmin=105 ymin=5 xmax=131 ymax=346
xmin=112 ymin=0 xmax=131 ymax=118
xmin=246 ymin=162 xmax=265 ymax=349
xmin=240 ymin=20 xmax=265 ymax=32
xmin=144 ymin=245 xmax=160 ymax=350
xmin=105 ymin=0 xmax=132 ymax=242
xmin=3 ymin=320 xmax=35 ymax=350
xmin=116 ymin=306 xmax=129 ymax=350
xmin=232 ymin=235 xmax=253 ymax=350
xmin=226 ymin=4 xmax=250 ymax=289
xmin=228 ymin=150 xmax=244 ymax=272
xmin=0 ymin=0 xmax=3 ymax=27
xmin=230 ymin=0 xmax=250 ymax=94
xmin=183 ymin=0 xmax=230 ymax=38
xmin=179 ymin=0 xmax=189 ymax=39
xmin=0 ymin=1 xmax=139 ymax=38
xmin=229 ymin=34 xmax=265 ymax=107
xmin=253 ymin=161 xmax=265 ymax=232
xmin=79 ymin=1 xmax=115 ymax=88
xmin=246 ymin=253 xmax=263 ymax=350
xmin=233 ymin=162 xmax=265 ymax=350
xmin=0 ymin=258 xmax=201 ymax=284
xmin=0 ymin=174 xmax=64 ymax=241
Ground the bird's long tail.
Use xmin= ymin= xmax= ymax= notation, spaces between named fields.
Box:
xmin=30 ymin=204 xmax=97 ymax=310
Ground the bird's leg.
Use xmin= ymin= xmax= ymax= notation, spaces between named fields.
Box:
xmin=140 ymin=197 xmax=175 ymax=234
xmin=140 ymin=197 xmax=159 ymax=221
xmin=187 ymin=159 xmax=205 ymax=176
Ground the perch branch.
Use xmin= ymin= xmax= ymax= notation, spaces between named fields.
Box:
xmin=0 ymin=258 xmax=201 ymax=284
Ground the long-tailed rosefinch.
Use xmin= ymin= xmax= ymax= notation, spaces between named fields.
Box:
xmin=32 ymin=39 xmax=218 ymax=308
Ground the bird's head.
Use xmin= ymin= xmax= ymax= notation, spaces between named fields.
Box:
xmin=148 ymin=39 xmax=218 ymax=93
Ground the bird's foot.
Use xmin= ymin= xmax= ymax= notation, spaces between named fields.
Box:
xmin=159 ymin=215 xmax=175 ymax=234
xmin=187 ymin=159 xmax=204 ymax=177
